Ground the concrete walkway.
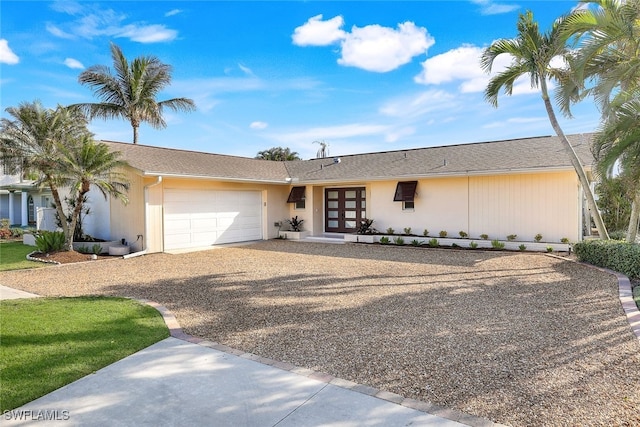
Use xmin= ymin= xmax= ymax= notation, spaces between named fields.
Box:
xmin=0 ymin=286 xmax=495 ymax=427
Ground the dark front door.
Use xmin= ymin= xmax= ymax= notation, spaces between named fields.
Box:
xmin=325 ymin=188 xmax=366 ymax=233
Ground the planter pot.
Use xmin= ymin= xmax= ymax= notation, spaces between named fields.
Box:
xmin=278 ymin=230 xmax=310 ymax=240
xmin=108 ymin=245 xmax=130 ymax=256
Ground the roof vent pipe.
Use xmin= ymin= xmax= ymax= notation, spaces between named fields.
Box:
xmin=443 ymin=159 xmax=448 ymax=166
xmin=333 ymin=157 xmax=341 ymax=164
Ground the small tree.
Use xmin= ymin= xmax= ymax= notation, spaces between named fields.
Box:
xmin=255 ymin=147 xmax=301 ymax=161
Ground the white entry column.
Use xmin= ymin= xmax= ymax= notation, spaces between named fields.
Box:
xmin=8 ymin=191 xmax=15 ymax=225
xmin=21 ymin=190 xmax=28 ymax=226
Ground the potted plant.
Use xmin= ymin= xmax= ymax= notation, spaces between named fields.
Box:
xmin=278 ymin=216 xmax=310 ymax=240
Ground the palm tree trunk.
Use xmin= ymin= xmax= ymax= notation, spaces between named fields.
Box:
xmin=540 ymin=81 xmax=609 ymax=240
xmin=626 ymin=187 xmax=640 ymax=242
xmin=47 ymin=177 xmax=73 ymax=251
xmin=132 ymin=124 xmax=139 ymax=144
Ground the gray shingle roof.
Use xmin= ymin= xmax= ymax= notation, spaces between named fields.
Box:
xmin=102 ymin=141 xmax=289 ymax=183
xmin=285 ymin=134 xmax=595 ymax=183
xmin=102 ymin=134 xmax=595 ymax=184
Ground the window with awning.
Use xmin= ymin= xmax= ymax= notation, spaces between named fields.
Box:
xmin=287 ymin=186 xmax=306 ymax=209
xmin=393 ymin=181 xmax=417 ymax=202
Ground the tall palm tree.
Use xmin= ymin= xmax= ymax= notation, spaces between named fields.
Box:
xmin=481 ymin=11 xmax=609 ymax=239
xmin=592 ymin=95 xmax=640 ymax=241
xmin=562 ymin=0 xmax=640 ymax=242
xmin=71 ymin=43 xmax=196 ymax=144
xmin=0 ymin=101 xmax=91 ymax=241
xmin=255 ymin=146 xmax=301 ymax=161
xmin=58 ymin=135 xmax=130 ymax=250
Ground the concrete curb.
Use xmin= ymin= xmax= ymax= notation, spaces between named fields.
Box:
xmin=135 ymin=297 xmax=504 ymax=427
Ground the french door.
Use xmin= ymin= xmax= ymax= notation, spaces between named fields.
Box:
xmin=325 ymin=187 xmax=366 ymax=233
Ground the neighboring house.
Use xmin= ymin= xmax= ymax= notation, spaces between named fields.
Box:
xmin=81 ymin=133 xmax=597 ymax=254
xmin=0 ymin=172 xmax=56 ymax=230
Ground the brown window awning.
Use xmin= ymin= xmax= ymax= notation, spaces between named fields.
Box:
xmin=287 ymin=186 xmax=306 ymax=203
xmin=393 ymin=181 xmax=417 ymax=202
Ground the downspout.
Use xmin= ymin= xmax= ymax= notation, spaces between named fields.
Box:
xmin=143 ymin=176 xmax=163 ymax=252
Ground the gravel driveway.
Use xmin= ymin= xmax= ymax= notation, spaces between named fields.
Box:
xmin=2 ymin=240 xmax=639 ymax=426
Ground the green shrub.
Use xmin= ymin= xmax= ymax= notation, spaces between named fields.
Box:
xmin=480 ymin=233 xmax=489 ymax=240
xmin=91 ymin=244 xmax=102 ymax=255
xmin=379 ymin=236 xmax=390 ymax=245
xmin=0 ymin=218 xmax=9 ymax=229
xmin=534 ymin=233 xmax=543 ymax=242
xmin=386 ymin=227 xmax=395 ymax=235
xmin=451 ymin=243 xmax=460 ymax=248
xmin=439 ymin=230 xmax=448 ymax=238
xmin=393 ymin=236 xmax=405 ymax=245
xmin=491 ymin=239 xmax=505 ymax=249
xmin=608 ymin=230 xmax=626 ymax=240
xmin=357 ymin=218 xmax=377 ymax=235
xmin=546 ymin=246 xmax=553 ymax=253
xmin=459 ymin=231 xmax=468 ymax=238
xmin=573 ymin=240 xmax=640 ymax=279
xmin=507 ymin=234 xmax=517 ymax=241
xmin=560 ymin=237 xmax=570 ymax=244
xmin=403 ymin=227 xmax=411 ymax=235
xmin=410 ymin=239 xmax=420 ymax=246
xmin=35 ymin=231 xmax=66 ymax=253
xmin=77 ymin=245 xmax=91 ymax=254
xmin=519 ymin=244 xmax=527 ymax=251
xmin=428 ymin=238 xmax=439 ymax=248
xmin=469 ymin=241 xmax=478 ymax=249
xmin=423 ymin=229 xmax=429 ymax=237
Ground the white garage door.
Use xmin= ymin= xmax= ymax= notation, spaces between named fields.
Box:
xmin=163 ymin=189 xmax=262 ymax=250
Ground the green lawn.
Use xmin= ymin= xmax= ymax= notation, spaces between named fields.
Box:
xmin=0 ymin=241 xmax=44 ymax=271
xmin=0 ymin=296 xmax=169 ymax=411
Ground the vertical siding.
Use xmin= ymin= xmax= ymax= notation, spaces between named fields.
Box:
xmin=109 ymin=169 xmax=145 ymax=252
xmin=369 ymin=178 xmax=469 ymax=236
xmin=468 ymin=172 xmax=580 ymax=242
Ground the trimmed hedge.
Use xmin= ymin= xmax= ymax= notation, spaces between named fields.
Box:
xmin=573 ymin=240 xmax=640 ymax=279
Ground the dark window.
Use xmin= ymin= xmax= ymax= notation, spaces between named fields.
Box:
xmin=287 ymin=186 xmax=306 ymax=205
xmin=403 ymin=201 xmax=415 ymax=210
xmin=394 ymin=181 xmax=417 ymax=202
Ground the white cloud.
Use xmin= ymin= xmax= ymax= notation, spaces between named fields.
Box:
xmin=380 ymin=90 xmax=458 ymax=119
xmin=293 ymin=17 xmax=433 ymax=73
xmin=339 ymin=22 xmax=434 ymax=73
xmin=250 ymin=121 xmax=268 ymax=130
xmin=471 ymin=0 xmax=520 ymax=15
xmin=292 ymin=15 xmax=346 ymax=46
xmin=238 ymin=64 xmax=255 ymax=76
xmin=48 ymin=3 xmax=178 ymax=43
xmin=415 ymin=44 xmax=547 ymax=96
xmin=483 ymin=116 xmax=547 ymax=129
xmin=274 ymin=123 xmax=390 ymax=145
xmin=0 ymin=39 xmax=19 ymax=65
xmin=165 ymin=9 xmax=182 ymax=17
xmin=415 ymin=45 xmax=486 ymax=86
xmin=385 ymin=126 xmax=416 ymax=143
xmin=64 ymin=57 xmax=84 ymax=69
xmin=46 ymin=23 xmax=75 ymax=39
xmin=118 ymin=24 xmax=177 ymax=43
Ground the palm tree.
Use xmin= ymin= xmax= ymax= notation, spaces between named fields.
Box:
xmin=313 ymin=140 xmax=329 ymax=158
xmin=255 ymin=146 xmax=301 ymax=161
xmin=562 ymin=0 xmax=640 ymax=242
xmin=481 ymin=11 xmax=609 ymax=239
xmin=71 ymin=43 xmax=196 ymax=144
xmin=592 ymin=95 xmax=640 ymax=242
xmin=58 ymin=135 xmax=130 ymax=250
xmin=0 ymin=101 xmax=91 ymax=242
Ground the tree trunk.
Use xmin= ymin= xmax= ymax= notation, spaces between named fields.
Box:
xmin=47 ymin=177 xmax=73 ymax=251
xmin=540 ymin=80 xmax=609 ymax=240
xmin=626 ymin=187 xmax=640 ymax=243
xmin=132 ymin=124 xmax=139 ymax=144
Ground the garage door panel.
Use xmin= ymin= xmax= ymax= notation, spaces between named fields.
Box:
xmin=163 ymin=189 xmax=262 ymax=250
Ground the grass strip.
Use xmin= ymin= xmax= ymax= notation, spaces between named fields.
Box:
xmin=0 ymin=241 xmax=45 ymax=271
xmin=0 ymin=296 xmax=169 ymax=411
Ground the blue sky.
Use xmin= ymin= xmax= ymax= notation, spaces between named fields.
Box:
xmin=1 ymin=0 xmax=599 ymax=159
